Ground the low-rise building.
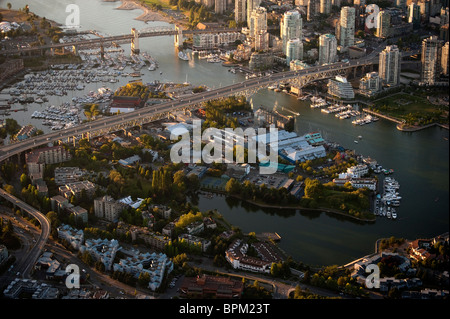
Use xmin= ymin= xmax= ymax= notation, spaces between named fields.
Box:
xmin=26 ymin=146 xmax=72 ymax=179
xmin=347 ymin=164 xmax=369 ymax=178
xmin=178 ymin=233 xmax=211 ymax=252
xmin=54 ymin=167 xmax=84 ymax=185
xmin=80 ymin=238 xmax=120 ymax=271
xmin=94 ymin=195 xmax=127 ymax=222
xmin=180 ymin=274 xmax=244 ymax=298
xmin=59 ymin=181 xmax=96 ymax=199
xmin=57 ymin=224 xmax=84 ymax=250
xmin=113 ymin=249 xmax=173 ymax=291
xmin=225 ymin=239 xmax=272 ymax=273
xmin=328 ymin=75 xmax=355 ymax=99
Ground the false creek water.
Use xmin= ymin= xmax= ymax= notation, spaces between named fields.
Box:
xmin=2 ymin=0 xmax=448 ymax=266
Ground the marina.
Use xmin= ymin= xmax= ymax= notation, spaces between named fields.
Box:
xmin=375 ymin=176 xmax=401 ymax=220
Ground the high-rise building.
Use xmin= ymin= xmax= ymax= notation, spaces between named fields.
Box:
xmin=359 ymin=72 xmax=381 ymax=97
xmin=281 ymin=10 xmax=303 ymax=54
xmin=442 ymin=42 xmax=449 ymax=76
xmin=319 ymin=0 xmax=331 ymax=15
xmin=408 ymin=2 xmax=421 ymax=29
xmin=318 ymin=33 xmax=337 ymax=65
xmin=338 ymin=6 xmax=355 ymax=48
xmin=215 ymin=0 xmax=226 ymax=14
xmin=255 ymin=31 xmax=270 ymax=51
xmin=421 ymin=36 xmax=443 ymax=84
xmin=235 ymin=0 xmax=246 ymax=24
xmin=307 ymin=0 xmax=316 ymax=21
xmin=376 ymin=10 xmax=391 ymax=38
xmin=247 ymin=0 xmax=261 ymax=27
xmin=418 ymin=0 xmax=430 ymax=20
xmin=249 ymin=6 xmax=267 ymax=38
xmin=395 ymin=0 xmax=407 ymax=10
xmin=379 ymin=45 xmax=401 ymax=86
xmin=286 ymin=38 xmax=303 ymax=64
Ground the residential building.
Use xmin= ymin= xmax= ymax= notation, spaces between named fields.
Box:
xmin=307 ymin=0 xmax=315 ymax=21
xmin=225 ymin=239 xmax=272 ymax=273
xmin=193 ymin=32 xmax=243 ymax=49
xmin=178 ymin=233 xmax=211 ymax=252
xmin=421 ymin=36 xmax=443 ymax=84
xmin=247 ymin=0 xmax=261 ymax=28
xmin=377 ymin=10 xmax=391 ymax=38
xmin=112 ymin=249 xmax=173 ymax=291
xmin=80 ymin=238 xmax=120 ymax=271
xmin=249 ymin=6 xmax=267 ymax=39
xmin=215 ymin=0 xmax=226 ymax=14
xmin=235 ymin=0 xmax=246 ymax=24
xmin=408 ymin=3 xmax=421 ymax=29
xmin=395 ymin=0 xmax=407 ymax=10
xmin=347 ymin=164 xmax=369 ymax=178
xmin=379 ymin=45 xmax=401 ymax=87
xmin=51 ymin=195 xmax=69 ymax=214
xmin=441 ymin=41 xmax=449 ymax=76
xmin=255 ymin=30 xmax=270 ymax=51
xmin=26 ymin=146 xmax=72 ymax=179
xmin=3 ymin=278 xmax=59 ymax=299
xmin=286 ymin=38 xmax=303 ymax=64
xmin=337 ymin=6 xmax=355 ymax=49
xmin=59 ymin=181 xmax=96 ymax=199
xmin=359 ymin=72 xmax=381 ymax=96
xmin=116 ymin=222 xmax=170 ymax=250
xmin=57 ymin=224 xmax=84 ymax=250
xmin=281 ymin=10 xmax=303 ymax=55
xmin=67 ymin=206 xmax=88 ymax=224
xmin=318 ymin=33 xmax=337 ymax=65
xmin=94 ymin=195 xmax=127 ymax=222
xmin=54 ymin=167 xmax=84 ymax=185
xmin=349 ymin=178 xmax=377 ymax=191
xmin=319 ymin=0 xmax=331 ymax=14
xmin=327 ymin=75 xmax=355 ymax=99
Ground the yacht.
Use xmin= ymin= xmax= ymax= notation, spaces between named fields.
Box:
xmin=178 ymin=51 xmax=189 ymax=61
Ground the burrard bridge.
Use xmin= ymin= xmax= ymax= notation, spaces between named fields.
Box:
xmin=0 ymin=47 xmax=419 ymax=164
xmin=0 ymin=25 xmax=241 ymax=56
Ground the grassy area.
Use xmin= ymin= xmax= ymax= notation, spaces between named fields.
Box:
xmin=370 ymin=92 xmax=448 ymax=126
xmin=140 ymin=0 xmax=173 ymax=10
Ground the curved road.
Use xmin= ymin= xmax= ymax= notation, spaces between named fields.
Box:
xmin=0 ymin=189 xmax=51 ymax=279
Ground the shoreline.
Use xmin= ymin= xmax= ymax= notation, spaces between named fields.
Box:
xmin=113 ymin=0 xmax=173 ymax=23
xmin=363 ymin=108 xmax=449 ymax=132
xmin=200 ymin=189 xmax=376 ymax=223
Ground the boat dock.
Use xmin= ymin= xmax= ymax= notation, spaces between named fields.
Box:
xmin=256 ymin=232 xmax=282 ymax=242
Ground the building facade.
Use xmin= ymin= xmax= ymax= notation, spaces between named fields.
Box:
xmin=379 ymin=45 xmax=401 ymax=87
xmin=421 ymin=36 xmax=443 ymax=84
xmin=281 ymin=10 xmax=303 ymax=55
xmin=318 ymin=33 xmax=337 ymax=65
xmin=338 ymin=6 xmax=356 ymax=49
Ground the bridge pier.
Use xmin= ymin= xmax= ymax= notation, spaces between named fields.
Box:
xmin=174 ymin=25 xmax=183 ymax=48
xmin=131 ymin=28 xmax=140 ymax=55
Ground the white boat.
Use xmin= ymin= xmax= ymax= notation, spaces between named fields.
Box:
xmin=178 ymin=51 xmax=189 ymax=61
xmin=148 ymin=63 xmax=156 ymax=71
xmin=35 ymin=97 xmax=44 ymax=103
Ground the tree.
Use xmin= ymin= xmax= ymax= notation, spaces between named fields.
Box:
xmin=7 ymin=3 xmax=12 ymax=10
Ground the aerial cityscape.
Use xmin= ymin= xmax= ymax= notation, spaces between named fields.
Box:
xmin=0 ymin=0 xmax=448 ymax=308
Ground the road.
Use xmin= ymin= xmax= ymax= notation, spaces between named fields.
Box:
xmin=0 ymin=189 xmax=50 ymax=279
